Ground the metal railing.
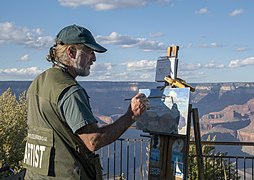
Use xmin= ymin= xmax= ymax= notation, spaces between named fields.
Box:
xmin=189 ymin=141 xmax=254 ymax=180
xmin=98 ymin=138 xmax=150 ymax=180
xmin=98 ymin=138 xmax=254 ymax=180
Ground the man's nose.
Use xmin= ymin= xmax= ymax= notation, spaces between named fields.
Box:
xmin=91 ymin=52 xmax=96 ymax=62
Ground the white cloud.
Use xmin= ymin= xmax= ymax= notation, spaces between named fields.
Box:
xmin=149 ymin=32 xmax=164 ymax=37
xmin=181 ymin=43 xmax=193 ymax=49
xmin=0 ymin=22 xmax=54 ymax=49
xmin=126 ymin=60 xmax=156 ymax=70
xmin=203 ymin=62 xmax=225 ymax=69
xmin=97 ymin=32 xmax=166 ymax=51
xmin=82 ymin=60 xmax=156 ymax=81
xmin=83 ymin=57 xmax=254 ymax=81
xmin=58 ymin=0 xmax=171 ymax=11
xmin=178 ymin=71 xmax=207 ymax=81
xmin=97 ymin=32 xmax=138 ymax=46
xmin=0 ymin=67 xmax=43 ymax=80
xmin=195 ymin=7 xmax=209 ymax=14
xmin=235 ymin=47 xmax=250 ymax=52
xmin=87 ymin=60 xmax=227 ymax=82
xmin=91 ymin=62 xmax=113 ymax=72
xmin=179 ymin=63 xmax=202 ymax=71
xmin=230 ymin=9 xmax=244 ymax=17
xmin=228 ymin=57 xmax=254 ymax=68
xmin=137 ymin=38 xmax=166 ymax=51
xmin=179 ymin=61 xmax=226 ymax=71
xmin=0 ymin=22 xmax=166 ymax=52
xmin=199 ymin=42 xmax=220 ymax=48
xmin=20 ymin=54 xmax=29 ymax=61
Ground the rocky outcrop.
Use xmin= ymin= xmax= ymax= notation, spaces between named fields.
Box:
xmin=200 ymin=98 xmax=254 ymax=155
xmin=201 ymin=98 xmax=254 ymax=122
xmin=191 ymin=82 xmax=254 ymax=116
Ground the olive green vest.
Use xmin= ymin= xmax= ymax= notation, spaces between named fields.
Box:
xmin=23 ymin=68 xmax=102 ymax=180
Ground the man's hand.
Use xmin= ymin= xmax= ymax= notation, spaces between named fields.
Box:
xmin=128 ymin=93 xmax=149 ymax=117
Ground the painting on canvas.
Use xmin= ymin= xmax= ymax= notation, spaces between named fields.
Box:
xmin=136 ymin=87 xmax=190 ymax=135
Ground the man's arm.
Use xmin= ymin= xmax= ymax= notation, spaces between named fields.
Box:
xmin=77 ymin=93 xmax=148 ymax=152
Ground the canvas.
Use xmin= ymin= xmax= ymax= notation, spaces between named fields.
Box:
xmin=136 ymin=87 xmax=190 ymax=135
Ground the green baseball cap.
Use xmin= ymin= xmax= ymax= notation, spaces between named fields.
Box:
xmin=55 ymin=24 xmax=107 ymax=53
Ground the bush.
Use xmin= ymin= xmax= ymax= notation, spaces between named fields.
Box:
xmin=0 ymin=88 xmax=27 ymax=176
xmin=188 ymin=135 xmax=240 ymax=179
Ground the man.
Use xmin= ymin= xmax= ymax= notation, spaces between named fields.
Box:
xmin=23 ymin=24 xmax=148 ymax=179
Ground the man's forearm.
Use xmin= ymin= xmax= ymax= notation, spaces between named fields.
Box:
xmin=78 ymin=112 xmax=136 ymax=152
xmin=93 ymin=113 xmax=136 ymax=149
xmin=78 ymin=93 xmax=148 ymax=152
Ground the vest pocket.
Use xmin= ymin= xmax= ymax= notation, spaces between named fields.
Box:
xmin=88 ymin=154 xmax=103 ymax=180
xmin=23 ymin=126 xmax=53 ymax=176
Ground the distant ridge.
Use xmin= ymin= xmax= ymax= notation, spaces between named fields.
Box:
xmin=1 ymin=81 xmax=253 ymax=117
xmin=1 ymin=81 xmax=254 ymax=157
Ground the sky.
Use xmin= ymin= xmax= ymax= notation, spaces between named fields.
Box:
xmin=0 ymin=0 xmax=253 ymax=83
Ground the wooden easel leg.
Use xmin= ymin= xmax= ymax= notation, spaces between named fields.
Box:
xmin=160 ymin=135 xmax=168 ymax=179
xmin=160 ymin=135 xmax=174 ymax=180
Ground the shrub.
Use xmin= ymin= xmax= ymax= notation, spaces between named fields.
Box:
xmin=188 ymin=135 xmax=240 ymax=179
xmin=0 ymin=88 xmax=27 ymax=176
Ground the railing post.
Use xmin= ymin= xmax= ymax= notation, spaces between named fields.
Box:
xmin=192 ymin=108 xmax=205 ymax=180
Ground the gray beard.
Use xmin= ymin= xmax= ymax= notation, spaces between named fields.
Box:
xmin=73 ymin=63 xmax=90 ymax=77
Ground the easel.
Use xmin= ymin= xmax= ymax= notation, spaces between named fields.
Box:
xmin=147 ymin=46 xmax=204 ymax=180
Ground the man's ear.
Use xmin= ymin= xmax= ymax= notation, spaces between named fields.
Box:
xmin=67 ymin=46 xmax=76 ymax=59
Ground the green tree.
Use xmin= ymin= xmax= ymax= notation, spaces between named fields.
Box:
xmin=188 ymin=135 xmax=240 ymax=180
xmin=0 ymin=88 xmax=27 ymax=175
